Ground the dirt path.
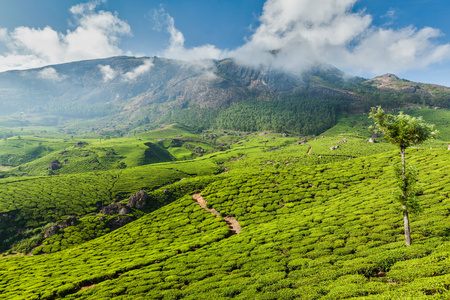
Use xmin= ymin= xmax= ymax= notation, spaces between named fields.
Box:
xmin=307 ymin=146 xmax=313 ymax=155
xmin=192 ymin=193 xmax=241 ymax=234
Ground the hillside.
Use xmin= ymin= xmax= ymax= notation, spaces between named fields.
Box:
xmin=1 ymin=56 xmax=448 ymax=135
xmin=0 ymin=57 xmax=449 ymax=299
xmin=0 ymin=145 xmax=449 ymax=299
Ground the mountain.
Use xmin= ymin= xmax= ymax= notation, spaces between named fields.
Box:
xmin=0 ymin=56 xmax=448 ymax=132
xmin=365 ymin=73 xmax=450 ymax=103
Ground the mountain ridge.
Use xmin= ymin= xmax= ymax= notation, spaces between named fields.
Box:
xmin=0 ymin=56 xmax=448 ymax=132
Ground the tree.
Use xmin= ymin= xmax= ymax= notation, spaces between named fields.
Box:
xmin=369 ymin=106 xmax=437 ymax=246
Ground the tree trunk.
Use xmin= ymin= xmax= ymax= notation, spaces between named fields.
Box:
xmin=400 ymin=147 xmax=406 ymax=178
xmin=400 ymin=147 xmax=411 ymax=246
xmin=403 ymin=204 xmax=411 ymax=246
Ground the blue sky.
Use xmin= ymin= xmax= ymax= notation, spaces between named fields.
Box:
xmin=0 ymin=0 xmax=450 ymax=86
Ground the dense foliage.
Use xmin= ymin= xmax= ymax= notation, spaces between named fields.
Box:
xmin=214 ymin=95 xmax=343 ymax=135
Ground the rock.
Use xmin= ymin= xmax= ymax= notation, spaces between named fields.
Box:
xmin=118 ymin=206 xmax=132 ymax=215
xmin=126 ymin=190 xmax=149 ymax=209
xmin=194 ymin=146 xmax=204 ymax=153
xmin=330 ymin=146 xmax=335 ymax=150
xmin=47 ymin=160 xmax=62 ymax=170
xmin=101 ymin=202 xmax=128 ymax=215
xmin=368 ymin=138 xmax=377 ymax=143
xmin=44 ymin=225 xmax=60 ymax=238
xmin=59 ymin=216 xmax=78 ymax=229
xmin=59 ymin=150 xmax=68 ymax=155
xmin=107 ymin=215 xmax=133 ymax=230
xmin=282 ymin=133 xmax=287 ymax=137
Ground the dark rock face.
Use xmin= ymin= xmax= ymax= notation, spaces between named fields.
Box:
xmin=46 ymin=160 xmax=62 ymax=170
xmin=194 ymin=146 xmax=204 ymax=153
xmin=101 ymin=202 xmax=131 ymax=215
xmin=59 ymin=216 xmax=78 ymax=229
xmin=127 ymin=190 xmax=149 ymax=209
xmin=44 ymin=225 xmax=60 ymax=238
xmin=107 ymin=215 xmax=133 ymax=230
xmin=43 ymin=216 xmax=79 ymax=238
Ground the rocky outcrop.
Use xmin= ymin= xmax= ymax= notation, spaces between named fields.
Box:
xmin=101 ymin=202 xmax=131 ymax=215
xmin=194 ymin=147 xmax=204 ymax=153
xmin=126 ymin=190 xmax=149 ymax=209
xmin=107 ymin=215 xmax=133 ymax=231
xmin=43 ymin=216 xmax=79 ymax=238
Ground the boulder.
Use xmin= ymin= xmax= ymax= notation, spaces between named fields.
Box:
xmin=44 ymin=225 xmax=60 ymax=238
xmin=127 ymin=190 xmax=149 ymax=209
xmin=194 ymin=146 xmax=204 ymax=153
xmin=101 ymin=202 xmax=130 ymax=215
xmin=59 ymin=216 xmax=78 ymax=229
xmin=368 ymin=138 xmax=377 ymax=143
xmin=107 ymin=215 xmax=133 ymax=230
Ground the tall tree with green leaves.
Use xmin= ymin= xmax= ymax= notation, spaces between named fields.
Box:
xmin=369 ymin=106 xmax=437 ymax=246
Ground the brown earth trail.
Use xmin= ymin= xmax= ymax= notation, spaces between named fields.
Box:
xmin=192 ymin=193 xmax=241 ymax=234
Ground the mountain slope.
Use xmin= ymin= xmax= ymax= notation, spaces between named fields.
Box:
xmin=1 ymin=56 xmax=449 ymax=133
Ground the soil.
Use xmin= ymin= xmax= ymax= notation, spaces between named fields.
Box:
xmin=192 ymin=193 xmax=241 ymax=234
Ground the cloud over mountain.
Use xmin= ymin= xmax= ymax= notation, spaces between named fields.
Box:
xmin=231 ymin=0 xmax=450 ymax=75
xmin=0 ymin=0 xmax=449 ymax=78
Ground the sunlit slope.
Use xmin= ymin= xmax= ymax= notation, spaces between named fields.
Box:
xmin=0 ymin=124 xmax=218 ymax=177
xmin=1 ymin=149 xmax=448 ymax=299
xmin=0 ymin=195 xmax=231 ymax=300
xmin=0 ymin=158 xmax=221 ymax=251
xmin=324 ymin=108 xmax=450 ymax=146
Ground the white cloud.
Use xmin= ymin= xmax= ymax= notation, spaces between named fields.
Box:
xmin=98 ymin=59 xmax=154 ymax=82
xmin=0 ymin=0 xmax=131 ymax=72
xmin=123 ymin=59 xmax=154 ymax=81
xmin=153 ymin=7 xmax=225 ymax=62
xmin=0 ymin=28 xmax=8 ymax=41
xmin=37 ymin=67 xmax=67 ymax=82
xmin=98 ymin=64 xmax=118 ymax=82
xmin=230 ymin=0 xmax=450 ymax=75
xmin=70 ymin=0 xmax=106 ymax=15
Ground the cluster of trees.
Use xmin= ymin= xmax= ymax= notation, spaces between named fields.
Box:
xmin=214 ymin=94 xmax=347 ymax=135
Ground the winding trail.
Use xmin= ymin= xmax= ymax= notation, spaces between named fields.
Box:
xmin=307 ymin=146 xmax=313 ymax=155
xmin=192 ymin=193 xmax=241 ymax=234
